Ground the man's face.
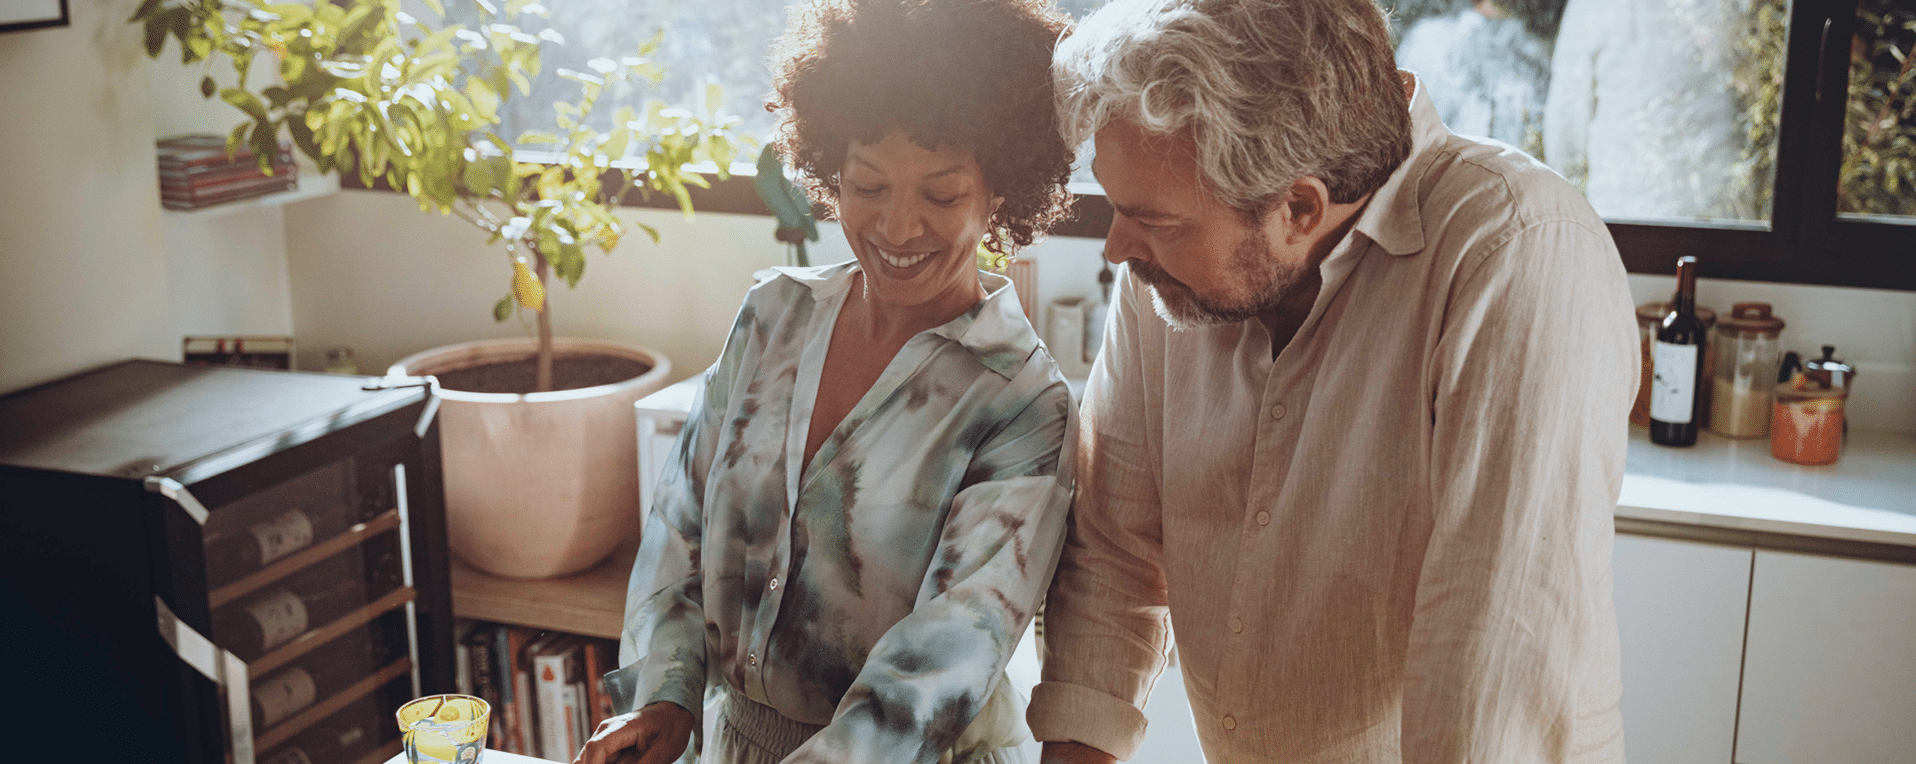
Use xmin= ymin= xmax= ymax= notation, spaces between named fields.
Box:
xmin=1092 ymin=120 xmax=1314 ymax=330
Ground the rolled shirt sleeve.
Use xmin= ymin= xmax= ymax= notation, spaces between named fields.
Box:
xmin=1027 ymin=269 xmax=1173 ymax=761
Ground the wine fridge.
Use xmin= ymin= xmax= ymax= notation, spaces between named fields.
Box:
xmin=0 ymin=360 xmax=456 ymax=764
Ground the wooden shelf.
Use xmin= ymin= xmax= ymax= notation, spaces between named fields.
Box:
xmin=448 ymin=544 xmax=637 ymax=640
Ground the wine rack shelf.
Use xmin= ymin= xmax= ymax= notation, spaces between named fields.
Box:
xmin=252 ymin=586 xmax=417 ymax=676
xmin=256 ymin=657 xmax=414 ymax=752
xmin=211 ymin=509 xmax=404 ymax=609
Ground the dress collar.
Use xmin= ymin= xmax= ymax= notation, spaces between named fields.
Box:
xmin=758 ymin=261 xmax=1039 ymax=380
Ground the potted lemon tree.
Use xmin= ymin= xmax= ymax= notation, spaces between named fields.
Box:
xmin=137 ymin=0 xmax=752 ymax=578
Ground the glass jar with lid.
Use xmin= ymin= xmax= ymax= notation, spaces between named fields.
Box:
xmin=1709 ymin=303 xmax=1785 ymax=438
xmin=1633 ymin=301 xmax=1717 ymax=427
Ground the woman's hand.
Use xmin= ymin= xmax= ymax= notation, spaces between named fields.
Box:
xmin=572 ymin=701 xmax=696 ymax=764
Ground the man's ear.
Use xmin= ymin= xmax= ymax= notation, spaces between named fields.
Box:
xmin=1278 ymin=177 xmax=1333 ymax=245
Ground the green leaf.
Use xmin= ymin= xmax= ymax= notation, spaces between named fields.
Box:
xmin=200 ymin=75 xmax=217 ymax=99
xmin=493 ymin=295 xmax=513 ymax=322
xmin=142 ymin=15 xmax=170 ymax=58
xmin=220 ymin=87 xmax=271 ymax=125
xmin=226 ymin=121 xmax=251 ymax=159
xmin=250 ymin=120 xmax=280 ymax=173
xmin=129 ymin=0 xmax=163 ymax=24
xmin=517 ymin=130 xmax=561 ymax=145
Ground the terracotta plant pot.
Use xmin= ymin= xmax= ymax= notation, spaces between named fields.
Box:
xmin=390 ymin=337 xmax=671 ymax=579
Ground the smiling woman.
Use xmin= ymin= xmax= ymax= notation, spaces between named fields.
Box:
xmin=577 ymin=1 xmax=1081 ymax=764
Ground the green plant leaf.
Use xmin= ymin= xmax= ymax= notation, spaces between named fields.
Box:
xmin=200 ymin=75 xmax=217 ymax=98
xmin=493 ymin=294 xmax=513 ymax=322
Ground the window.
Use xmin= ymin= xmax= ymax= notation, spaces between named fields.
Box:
xmin=440 ymin=0 xmax=1912 ymax=290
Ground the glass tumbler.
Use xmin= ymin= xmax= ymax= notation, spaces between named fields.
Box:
xmin=397 ymin=694 xmax=489 ymax=764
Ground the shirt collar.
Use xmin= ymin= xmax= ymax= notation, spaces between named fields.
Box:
xmin=1350 ymin=70 xmax=1448 ymax=258
xmin=759 ymin=261 xmax=1038 ymax=380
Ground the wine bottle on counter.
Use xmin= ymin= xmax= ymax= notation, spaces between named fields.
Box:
xmin=1650 ymin=256 xmax=1707 ymax=446
xmin=250 ymin=619 xmax=398 ymax=729
xmin=212 ymin=554 xmax=368 ymax=660
xmin=203 ymin=499 xmax=360 ymax=587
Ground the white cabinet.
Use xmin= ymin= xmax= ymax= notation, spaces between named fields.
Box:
xmin=1613 ymin=534 xmax=1753 ymax=764
xmin=1736 ymin=550 xmax=1916 ymax=764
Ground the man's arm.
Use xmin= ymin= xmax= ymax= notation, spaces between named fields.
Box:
xmin=1028 ymin=268 xmax=1174 ymax=762
xmin=1402 ymin=220 xmax=1636 ymax=762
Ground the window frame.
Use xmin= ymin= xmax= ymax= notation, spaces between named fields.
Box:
xmin=349 ymin=0 xmax=1912 ymax=291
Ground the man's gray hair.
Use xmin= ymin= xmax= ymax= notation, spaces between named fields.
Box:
xmin=1054 ymin=0 xmax=1412 ymax=209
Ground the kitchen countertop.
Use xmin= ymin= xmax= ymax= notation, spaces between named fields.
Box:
xmin=1618 ymin=426 xmax=1916 ymax=551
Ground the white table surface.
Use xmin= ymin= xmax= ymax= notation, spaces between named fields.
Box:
xmin=1618 ymin=426 xmax=1916 ymax=547
xmin=383 ymin=751 xmax=562 ymax=764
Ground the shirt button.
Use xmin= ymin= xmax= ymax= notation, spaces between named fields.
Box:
xmin=1229 ymin=616 xmax=1243 ymax=633
xmin=1269 ymin=404 xmax=1286 ymax=420
xmin=1255 ymin=511 xmax=1271 ymax=526
xmin=769 ymin=577 xmax=779 ymax=590
xmin=748 ymin=653 xmax=757 ymax=666
xmin=1223 ymin=715 xmax=1238 ymax=731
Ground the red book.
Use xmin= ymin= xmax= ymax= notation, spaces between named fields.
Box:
xmin=579 ymin=638 xmax=617 ymax=729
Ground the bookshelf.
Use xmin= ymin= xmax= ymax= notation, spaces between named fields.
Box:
xmin=448 ymin=543 xmax=638 ymax=641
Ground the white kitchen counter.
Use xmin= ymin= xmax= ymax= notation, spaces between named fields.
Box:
xmin=1618 ymin=426 xmax=1916 ymax=549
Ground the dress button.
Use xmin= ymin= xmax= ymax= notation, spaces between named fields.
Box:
xmin=1229 ymin=616 xmax=1244 ymax=634
xmin=1255 ymin=511 xmax=1271 ymax=526
xmin=769 ymin=577 xmax=779 ymax=590
xmin=748 ymin=653 xmax=757 ymax=666
xmin=1269 ymin=404 xmax=1286 ymax=420
xmin=1223 ymin=715 xmax=1238 ymax=731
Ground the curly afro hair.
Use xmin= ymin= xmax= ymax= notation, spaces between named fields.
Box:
xmin=768 ymin=0 xmax=1076 ymax=255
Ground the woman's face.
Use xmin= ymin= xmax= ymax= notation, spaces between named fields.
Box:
xmin=838 ymin=132 xmax=1000 ymax=314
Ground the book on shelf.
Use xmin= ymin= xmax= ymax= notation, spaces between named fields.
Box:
xmin=456 ymin=622 xmax=624 ymax=758
xmin=161 ymin=173 xmax=299 ymax=209
xmin=580 ymin=638 xmax=617 ymax=731
xmin=160 ymin=159 xmax=296 ymax=190
xmin=156 ymin=134 xmax=290 ymax=169
xmin=530 ymin=633 xmax=586 ymax=761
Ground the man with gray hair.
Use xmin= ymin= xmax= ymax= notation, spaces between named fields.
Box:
xmin=1027 ymin=0 xmax=1636 ymax=762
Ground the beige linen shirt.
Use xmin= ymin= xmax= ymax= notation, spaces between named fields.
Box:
xmin=1028 ymin=77 xmax=1638 ymax=763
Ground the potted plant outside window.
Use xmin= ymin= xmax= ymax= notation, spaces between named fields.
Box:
xmin=136 ymin=0 xmax=753 ymax=578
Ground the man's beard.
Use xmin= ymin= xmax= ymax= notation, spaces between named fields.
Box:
xmin=1127 ymin=224 xmax=1309 ymax=331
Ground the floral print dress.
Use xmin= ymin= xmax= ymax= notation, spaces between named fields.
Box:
xmin=609 ymin=262 xmax=1073 ymax=764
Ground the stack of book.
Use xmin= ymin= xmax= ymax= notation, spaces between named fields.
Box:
xmin=457 ymin=622 xmax=623 ymax=762
xmin=157 ymin=134 xmax=298 ymax=210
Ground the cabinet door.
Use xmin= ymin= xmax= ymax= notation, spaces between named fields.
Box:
xmin=1737 ymin=550 xmax=1916 ymax=764
xmin=1613 ymin=534 xmax=1752 ymax=764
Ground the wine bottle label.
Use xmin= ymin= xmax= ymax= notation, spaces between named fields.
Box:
xmin=254 ymin=667 xmax=317 ymax=727
xmin=1651 ymin=341 xmax=1699 ymax=424
xmin=249 ymin=509 xmax=316 ymax=567
xmin=246 ymin=590 xmax=310 ymax=652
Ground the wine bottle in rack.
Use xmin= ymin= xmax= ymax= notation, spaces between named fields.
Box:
xmin=203 ymin=499 xmax=359 ymax=587
xmin=250 ymin=618 xmax=398 ymax=729
xmin=1649 ymin=255 xmax=1707 ymax=447
xmin=212 ymin=553 xmax=369 ymax=660
xmin=257 ymin=712 xmax=380 ymax=764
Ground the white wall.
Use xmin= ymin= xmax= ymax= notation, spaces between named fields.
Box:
xmin=1 ymin=2 xmax=1910 ymax=438
xmin=0 ymin=0 xmax=175 ymax=393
